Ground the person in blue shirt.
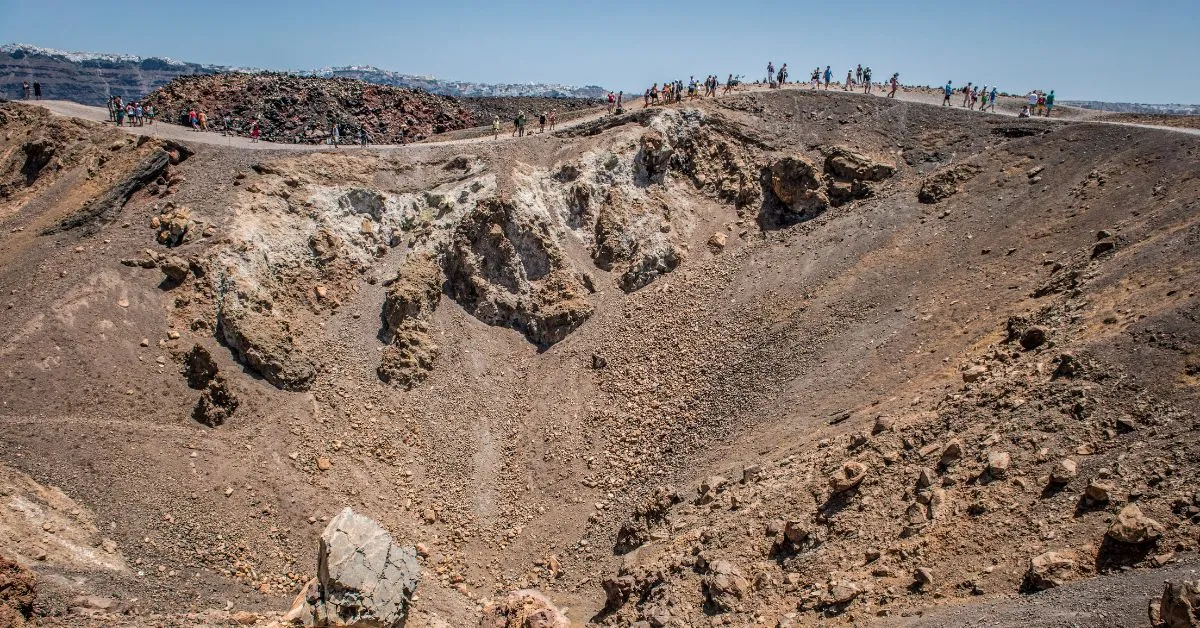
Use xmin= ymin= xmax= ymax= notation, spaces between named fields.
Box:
xmin=1045 ymin=90 xmax=1056 ymax=117
xmin=988 ymin=86 xmax=998 ymax=112
xmin=823 ymin=66 xmax=832 ymax=90
xmin=943 ymin=81 xmax=953 ymax=106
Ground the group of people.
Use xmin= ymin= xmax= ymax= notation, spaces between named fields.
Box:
xmin=107 ymin=96 xmax=156 ymax=126
xmin=503 ymin=109 xmax=558 ymax=137
xmin=20 ymin=81 xmax=43 ymax=100
xmin=1021 ymin=90 xmax=1056 ymax=117
xmin=641 ymin=75 xmax=736 ymax=108
xmin=941 ymin=81 xmax=1000 ymax=113
xmin=761 ymin=62 xmax=898 ymax=97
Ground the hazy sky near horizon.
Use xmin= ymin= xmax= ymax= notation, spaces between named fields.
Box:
xmin=1 ymin=0 xmax=1197 ymax=103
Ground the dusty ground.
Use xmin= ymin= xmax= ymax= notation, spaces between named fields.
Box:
xmin=0 ymin=85 xmax=1198 ymax=627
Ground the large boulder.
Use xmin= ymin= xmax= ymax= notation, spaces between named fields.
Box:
xmin=480 ymin=589 xmax=570 ymax=628
xmin=824 ymin=148 xmax=894 ymax=182
xmin=1106 ymin=504 xmax=1164 ymax=545
xmin=0 ymin=555 xmax=35 ymax=627
xmin=829 ymin=461 xmax=868 ymax=493
xmin=768 ymin=156 xmax=828 ymax=218
xmin=1158 ymin=580 xmax=1200 ymax=628
xmin=702 ymin=559 xmax=749 ymax=612
xmin=284 ymin=508 xmax=420 ymax=627
xmin=1024 ymin=551 xmax=1076 ymax=590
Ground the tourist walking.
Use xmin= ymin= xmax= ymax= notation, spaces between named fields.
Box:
xmin=823 ymin=66 xmax=832 ymax=90
xmin=1027 ymin=91 xmax=1038 ymax=113
xmin=888 ymin=73 xmax=899 ymax=98
xmin=607 ymin=92 xmax=615 ymax=113
xmin=767 ymin=61 xmax=775 ymax=87
xmin=21 ymin=81 xmax=30 ymax=99
xmin=32 ymin=82 xmax=41 ymax=99
xmin=1044 ymin=90 xmax=1055 ymax=117
xmin=518 ymin=110 xmax=526 ymax=137
xmin=810 ymin=68 xmax=819 ymax=89
xmin=855 ymin=64 xmax=863 ymax=86
xmin=249 ymin=119 xmax=261 ymax=142
xmin=987 ymin=86 xmax=998 ymax=112
xmin=778 ymin=64 xmax=788 ymax=86
xmin=492 ymin=115 xmax=501 ymax=139
xmin=198 ymin=110 xmax=208 ymax=131
xmin=962 ymin=82 xmax=973 ymax=107
xmin=942 ymin=81 xmax=953 ymax=106
xmin=549 ymin=109 xmax=557 ymax=130
xmin=862 ymin=67 xmax=873 ymax=94
xmin=538 ymin=111 xmax=546 ymax=133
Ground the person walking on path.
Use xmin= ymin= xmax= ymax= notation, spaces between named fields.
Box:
xmin=607 ymin=92 xmax=615 ymax=113
xmin=616 ymin=91 xmax=623 ymax=111
xmin=1027 ymin=91 xmax=1038 ymax=113
xmin=987 ymin=86 xmax=998 ymax=112
xmin=198 ymin=110 xmax=208 ymax=131
xmin=21 ymin=81 xmax=30 ymax=99
xmin=359 ymin=126 xmax=370 ymax=146
xmin=962 ymin=82 xmax=973 ymax=107
xmin=249 ymin=119 xmax=261 ymax=142
xmin=549 ymin=109 xmax=557 ymax=131
xmin=331 ymin=122 xmax=341 ymax=147
xmin=32 ymin=82 xmax=41 ymax=99
xmin=538 ymin=111 xmax=546 ymax=133
xmin=942 ymin=81 xmax=953 ymax=106
xmin=862 ymin=67 xmax=873 ymax=94
xmin=188 ymin=108 xmax=198 ymax=131
xmin=767 ymin=61 xmax=775 ymax=87
xmin=844 ymin=69 xmax=853 ymax=91
xmin=517 ymin=110 xmax=526 ymax=137
xmin=855 ymin=64 xmax=863 ymax=86
xmin=978 ymin=86 xmax=988 ymax=111
xmin=810 ymin=68 xmax=820 ymax=89
xmin=1044 ymin=90 xmax=1055 ymax=117
xmin=778 ymin=64 xmax=788 ymax=87
xmin=888 ymin=73 xmax=899 ymax=98
xmin=492 ymin=115 xmax=501 ymax=139
xmin=823 ymin=66 xmax=832 ymax=90
xmin=1036 ymin=92 xmax=1046 ymax=116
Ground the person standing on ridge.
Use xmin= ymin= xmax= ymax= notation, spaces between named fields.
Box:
xmin=616 ymin=91 xmax=623 ymax=111
xmin=962 ymin=82 xmax=972 ymax=107
xmin=549 ymin=109 xmax=557 ymax=130
xmin=823 ymin=66 xmax=832 ymax=90
xmin=538 ymin=111 xmax=546 ymax=134
xmin=1045 ymin=90 xmax=1055 ymax=117
xmin=1036 ymin=92 xmax=1046 ymax=116
xmin=810 ymin=67 xmax=820 ymax=89
xmin=943 ymin=81 xmax=953 ymax=106
xmin=518 ymin=110 xmax=526 ymax=137
xmin=855 ymin=64 xmax=863 ymax=86
xmin=492 ymin=115 xmax=501 ymax=139
xmin=32 ymin=82 xmax=41 ymax=99
xmin=778 ymin=64 xmax=788 ymax=87
xmin=988 ymin=86 xmax=998 ymax=112
xmin=862 ymin=67 xmax=873 ymax=93
xmin=888 ymin=73 xmax=899 ymax=98
xmin=767 ymin=61 xmax=775 ymax=87
xmin=607 ymin=92 xmax=615 ymax=113
xmin=21 ymin=81 xmax=30 ymax=99
xmin=1027 ymin=91 xmax=1038 ymax=114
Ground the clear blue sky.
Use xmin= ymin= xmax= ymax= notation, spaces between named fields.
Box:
xmin=2 ymin=0 xmax=1197 ymax=103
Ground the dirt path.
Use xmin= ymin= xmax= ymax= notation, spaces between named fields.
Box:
xmin=33 ymin=99 xmax=614 ymax=150
xmin=36 ymin=85 xmax=1198 ymax=154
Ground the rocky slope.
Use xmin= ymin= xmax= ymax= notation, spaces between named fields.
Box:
xmin=0 ymin=87 xmax=1198 ymax=627
xmin=141 ymin=73 xmax=481 ymax=144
